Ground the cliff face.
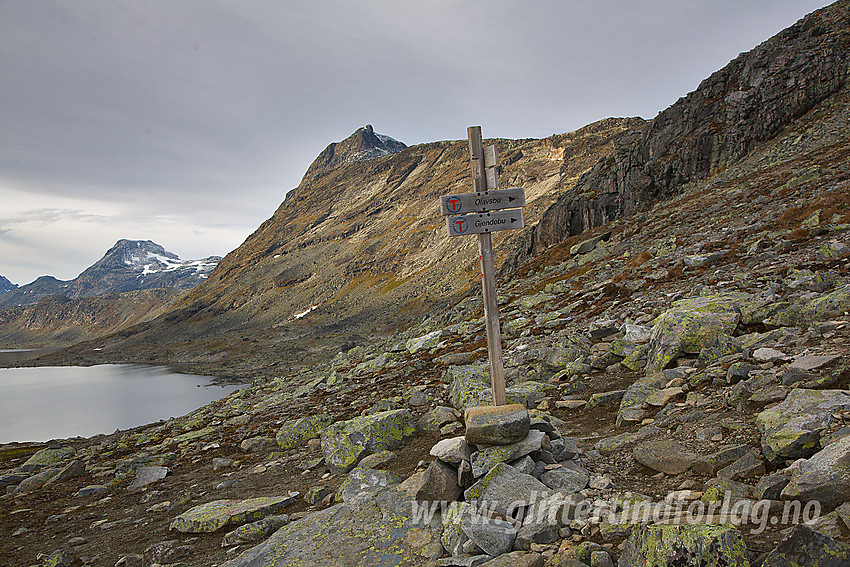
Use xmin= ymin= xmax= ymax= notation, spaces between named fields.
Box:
xmin=509 ymin=0 xmax=850 ymax=268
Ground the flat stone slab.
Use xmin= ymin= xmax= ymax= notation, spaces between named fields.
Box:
xmin=465 ymin=404 xmax=530 ymax=446
xmin=128 ymin=466 xmax=168 ymax=491
xmin=632 ymin=439 xmax=697 ymax=475
xmin=170 ymin=494 xmax=299 ymax=533
xmin=790 ymin=354 xmax=839 ymax=371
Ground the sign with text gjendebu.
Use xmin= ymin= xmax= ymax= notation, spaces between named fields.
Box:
xmin=445 ymin=209 xmax=524 ymax=236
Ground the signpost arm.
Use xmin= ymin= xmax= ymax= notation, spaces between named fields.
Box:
xmin=467 ymin=126 xmax=507 ymax=406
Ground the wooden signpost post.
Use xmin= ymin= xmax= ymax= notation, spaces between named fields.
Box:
xmin=439 ymin=126 xmax=525 ymax=406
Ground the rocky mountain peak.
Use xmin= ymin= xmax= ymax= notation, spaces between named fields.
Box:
xmin=300 ymin=125 xmax=406 ymax=185
xmin=0 ymin=240 xmax=221 ymax=310
xmin=0 ymin=275 xmax=16 ymax=296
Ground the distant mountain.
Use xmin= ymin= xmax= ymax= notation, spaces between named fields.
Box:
xmin=0 ymin=275 xmax=16 ymax=296
xmin=0 ymin=240 xmax=220 ymax=310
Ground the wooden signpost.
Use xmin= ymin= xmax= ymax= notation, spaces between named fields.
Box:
xmin=439 ymin=126 xmax=526 ymax=406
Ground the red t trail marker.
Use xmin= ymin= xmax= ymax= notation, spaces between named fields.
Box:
xmin=438 ymin=126 xmax=526 ymax=406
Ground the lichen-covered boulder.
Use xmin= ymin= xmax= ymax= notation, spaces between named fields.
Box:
xmin=170 ymin=494 xmax=299 ymax=533
xmin=406 ymin=329 xmax=446 ymax=353
xmin=221 ymin=515 xmax=290 ymax=547
xmin=781 ymin=434 xmax=850 ymax=510
xmin=21 ymin=445 xmax=76 ymax=472
xmin=760 ymin=524 xmax=850 ymax=567
xmin=321 ymin=409 xmax=415 ymax=474
xmin=446 ymin=363 xmax=556 ymax=410
xmin=276 ymin=414 xmax=333 ymax=449
xmin=645 ymin=295 xmax=741 ymax=374
xmin=470 ymin=430 xmax=545 ymax=477
xmin=756 ymin=389 xmax=850 ymax=462
xmin=220 ymin=485 xmax=442 ymax=567
xmin=618 ymin=524 xmax=749 ymax=567
xmin=616 ymin=373 xmax=667 ymax=426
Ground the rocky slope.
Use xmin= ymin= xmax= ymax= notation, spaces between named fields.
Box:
xmin=0 ymin=240 xmax=220 ymax=311
xmin=0 ymin=288 xmax=185 ymax=349
xmin=0 ymin=276 xmax=16 ymax=296
xmin=2 ymin=2 xmax=850 ymax=566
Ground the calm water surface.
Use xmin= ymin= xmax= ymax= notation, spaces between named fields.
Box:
xmin=0 ymin=364 xmax=244 ymax=444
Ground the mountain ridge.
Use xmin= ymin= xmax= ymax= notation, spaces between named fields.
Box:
xmin=0 ymin=275 xmax=16 ymax=296
xmin=0 ymin=239 xmax=220 ymax=311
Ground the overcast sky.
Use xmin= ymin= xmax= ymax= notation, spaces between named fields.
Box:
xmin=0 ymin=0 xmax=832 ymax=285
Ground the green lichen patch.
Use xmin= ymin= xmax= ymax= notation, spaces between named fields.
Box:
xmin=170 ymin=494 xmax=299 ymax=533
xmin=619 ymin=524 xmax=750 ymax=567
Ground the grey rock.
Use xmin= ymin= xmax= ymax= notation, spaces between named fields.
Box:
xmin=754 ymin=472 xmax=790 ymax=501
xmin=590 ymin=550 xmax=615 ymax=567
xmin=437 ymin=556 xmax=492 ymax=567
xmin=575 ymin=541 xmax=607 ymax=565
xmin=781 ymin=366 xmax=814 ymax=386
xmin=115 ymin=554 xmax=145 ymax=567
xmin=415 ymin=460 xmax=462 ymax=503
xmin=510 ymin=455 xmax=536 ymax=475
xmin=632 ymin=439 xmax=697 ymax=475
xmin=539 ymin=466 xmax=589 ymax=494
xmin=586 ymin=390 xmax=625 ymax=411
xmin=616 ymin=373 xmax=668 ymax=427
xmin=481 ymin=551 xmax=544 ymax=567
xmin=790 ymin=354 xmax=839 ymax=371
xmin=618 ymin=524 xmax=748 ymax=567
xmin=461 ymin=513 xmax=517 ymax=557
xmin=340 ymin=468 xmax=401 ymax=503
xmin=221 ymin=515 xmax=289 ymax=547
xmin=752 ymin=347 xmax=788 ymax=363
xmin=356 ymin=450 xmax=397 ymax=470
xmin=781 ymin=434 xmax=850 ymax=510
xmin=431 ymin=437 xmax=473 ymax=464
xmin=240 ymin=436 xmax=278 ymax=453
xmin=128 ymin=465 xmax=168 ymax=491
xmin=276 ymin=414 xmax=333 ymax=449
xmin=74 ymin=484 xmax=108 ymax=498
xmin=464 ymin=462 xmax=550 ymax=517
xmin=145 ymin=540 xmax=195 ymax=564
xmin=514 ymin=522 xmax=559 ymax=550
xmin=38 ymin=550 xmax=82 ymax=567
xmin=465 ymin=404 xmax=530 ymax=446
xmin=321 ymin=409 xmax=415 ymax=473
xmin=716 ymin=450 xmax=765 ymax=481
